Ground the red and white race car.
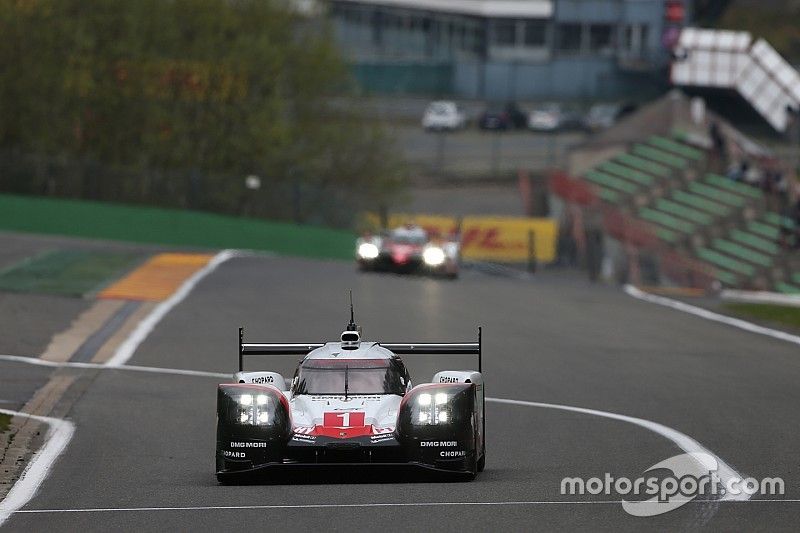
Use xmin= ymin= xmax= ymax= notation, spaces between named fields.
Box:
xmin=215 ymin=315 xmax=485 ymax=482
xmin=355 ymin=224 xmax=460 ymax=279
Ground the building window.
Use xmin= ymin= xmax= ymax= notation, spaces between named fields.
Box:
xmin=524 ymin=20 xmax=547 ymax=47
xmin=493 ymin=20 xmax=516 ymax=46
xmin=557 ymin=23 xmax=582 ymax=52
xmin=589 ymin=24 xmax=614 ymax=53
xmin=623 ymin=23 xmax=650 ymax=55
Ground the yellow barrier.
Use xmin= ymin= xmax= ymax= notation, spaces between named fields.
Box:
xmin=363 ymin=213 xmax=557 ymax=263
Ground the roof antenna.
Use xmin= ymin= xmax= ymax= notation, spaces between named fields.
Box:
xmin=346 ymin=290 xmax=357 ymax=331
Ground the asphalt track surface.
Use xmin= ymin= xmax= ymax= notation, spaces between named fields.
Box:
xmin=4 ymin=254 xmax=800 ymax=531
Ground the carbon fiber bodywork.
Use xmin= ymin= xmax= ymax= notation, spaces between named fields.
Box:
xmin=216 ymin=383 xmax=481 ymax=481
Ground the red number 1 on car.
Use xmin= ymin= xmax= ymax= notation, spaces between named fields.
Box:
xmin=323 ymin=411 xmax=366 ymax=427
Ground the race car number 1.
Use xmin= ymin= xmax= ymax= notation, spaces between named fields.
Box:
xmin=323 ymin=411 xmax=366 ymax=427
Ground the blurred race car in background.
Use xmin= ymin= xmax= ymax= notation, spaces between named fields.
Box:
xmin=356 ymin=224 xmax=460 ymax=279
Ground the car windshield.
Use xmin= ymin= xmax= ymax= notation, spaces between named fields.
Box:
xmin=293 ymin=358 xmax=408 ymax=395
xmin=428 ymin=102 xmax=452 ymax=115
xmin=390 ymin=228 xmax=427 ymax=244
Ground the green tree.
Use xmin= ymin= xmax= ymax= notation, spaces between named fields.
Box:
xmin=0 ymin=0 xmax=405 ymax=225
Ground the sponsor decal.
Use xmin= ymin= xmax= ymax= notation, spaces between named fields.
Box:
xmin=439 ymin=376 xmax=459 ymax=383
xmin=292 ymin=434 xmax=316 ymax=443
xmin=440 ymin=450 xmax=466 ymax=458
xmin=249 ymin=375 xmax=274 ymax=384
xmin=230 ymin=441 xmax=268 ymax=448
xmin=223 ymin=450 xmax=246 ymax=458
xmin=365 ymin=213 xmax=557 ymax=262
xmin=372 ymin=426 xmax=395 ymax=435
xmin=420 ymin=441 xmax=457 ymax=447
xmin=370 ymin=434 xmax=395 ymax=444
xmin=323 ymin=411 xmax=366 ymax=428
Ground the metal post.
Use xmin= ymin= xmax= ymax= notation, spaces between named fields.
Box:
xmin=527 ymin=229 xmax=536 ymax=273
xmin=238 ymin=327 xmax=244 ymax=372
xmin=435 ymin=132 xmax=445 ymax=173
xmin=491 ymin=132 xmax=501 ymax=178
xmin=478 ymin=326 xmax=482 ymax=373
xmin=479 ymin=326 xmax=485 ymax=459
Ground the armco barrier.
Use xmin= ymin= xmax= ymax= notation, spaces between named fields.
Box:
xmin=364 ymin=213 xmax=557 ymax=263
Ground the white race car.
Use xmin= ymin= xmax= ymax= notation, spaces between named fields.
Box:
xmin=215 ymin=310 xmax=485 ymax=482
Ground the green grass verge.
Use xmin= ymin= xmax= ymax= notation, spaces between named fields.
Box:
xmin=0 ymin=194 xmax=355 ymax=260
xmin=724 ymin=303 xmax=800 ymax=330
xmin=0 ymin=249 xmax=141 ymax=297
xmin=0 ymin=413 xmax=10 ymax=434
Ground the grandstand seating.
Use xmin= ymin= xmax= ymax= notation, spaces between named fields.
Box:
xmin=578 ymin=130 xmax=800 ymax=292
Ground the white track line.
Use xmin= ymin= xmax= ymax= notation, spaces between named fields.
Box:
xmin=624 ymin=285 xmax=800 ymax=346
xmin=0 ymin=409 xmax=75 ymax=527
xmin=1 ymin=352 xmax=750 ymax=503
xmin=15 ymin=499 xmax=800 ymax=515
xmin=488 ymin=398 xmax=748 ymax=502
xmin=105 ymin=249 xmax=238 ymax=367
xmin=0 ymin=354 xmax=228 ymax=379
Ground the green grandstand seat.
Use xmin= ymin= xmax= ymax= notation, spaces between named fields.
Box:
xmin=763 ymin=212 xmax=796 ymax=230
xmin=712 ymin=239 xmax=772 ymax=267
xmin=704 ymin=174 xmax=762 ymax=200
xmin=615 ymin=153 xmax=671 ymax=178
xmin=655 ymin=227 xmax=679 ymax=243
xmin=748 ymin=221 xmax=779 ymax=240
xmin=598 ymin=161 xmax=656 ymax=186
xmin=729 ymin=229 xmax=780 ymax=255
xmin=776 ymin=282 xmax=800 ymax=295
xmin=597 ymin=187 xmax=621 ymax=203
xmin=639 ymin=208 xmax=695 ymax=233
xmin=584 ymin=170 xmax=638 ymax=194
xmin=714 ymin=270 xmax=739 ymax=285
xmin=696 ymin=248 xmax=755 ymax=277
xmin=671 ymin=190 xmax=730 ymax=217
xmin=688 ymin=182 xmax=745 ymax=207
xmin=654 ymin=198 xmax=713 ymax=225
xmin=648 ymin=136 xmax=705 ymax=161
xmin=632 ymin=144 xmax=688 ymax=169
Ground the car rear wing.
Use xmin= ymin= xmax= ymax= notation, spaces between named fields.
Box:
xmin=238 ymin=327 xmax=482 ymax=373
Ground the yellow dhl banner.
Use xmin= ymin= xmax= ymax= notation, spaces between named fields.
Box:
xmin=364 ymin=213 xmax=557 ymax=263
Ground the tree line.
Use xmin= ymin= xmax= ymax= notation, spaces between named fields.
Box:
xmin=0 ymin=0 xmax=405 ymax=226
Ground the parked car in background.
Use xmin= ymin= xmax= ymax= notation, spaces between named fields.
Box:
xmin=583 ymin=102 xmax=638 ymax=132
xmin=478 ymin=102 xmax=527 ymax=130
xmin=422 ymin=101 xmax=467 ymax=131
xmin=527 ymin=103 xmax=584 ymax=132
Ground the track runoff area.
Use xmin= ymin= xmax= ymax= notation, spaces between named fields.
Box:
xmin=2 ymin=251 xmax=800 ymax=530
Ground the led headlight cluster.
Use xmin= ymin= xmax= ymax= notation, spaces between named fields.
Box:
xmin=422 ymin=246 xmax=446 ymax=266
xmin=416 ymin=391 xmax=450 ymax=424
xmin=236 ymin=393 xmax=271 ymax=425
xmin=357 ymin=242 xmax=380 ymax=260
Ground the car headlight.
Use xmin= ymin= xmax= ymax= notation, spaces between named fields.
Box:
xmin=357 ymin=242 xmax=379 ymax=260
xmin=422 ymin=246 xmax=446 ymax=266
xmin=235 ymin=393 xmax=272 ymax=425
xmin=415 ymin=391 xmax=450 ymax=424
